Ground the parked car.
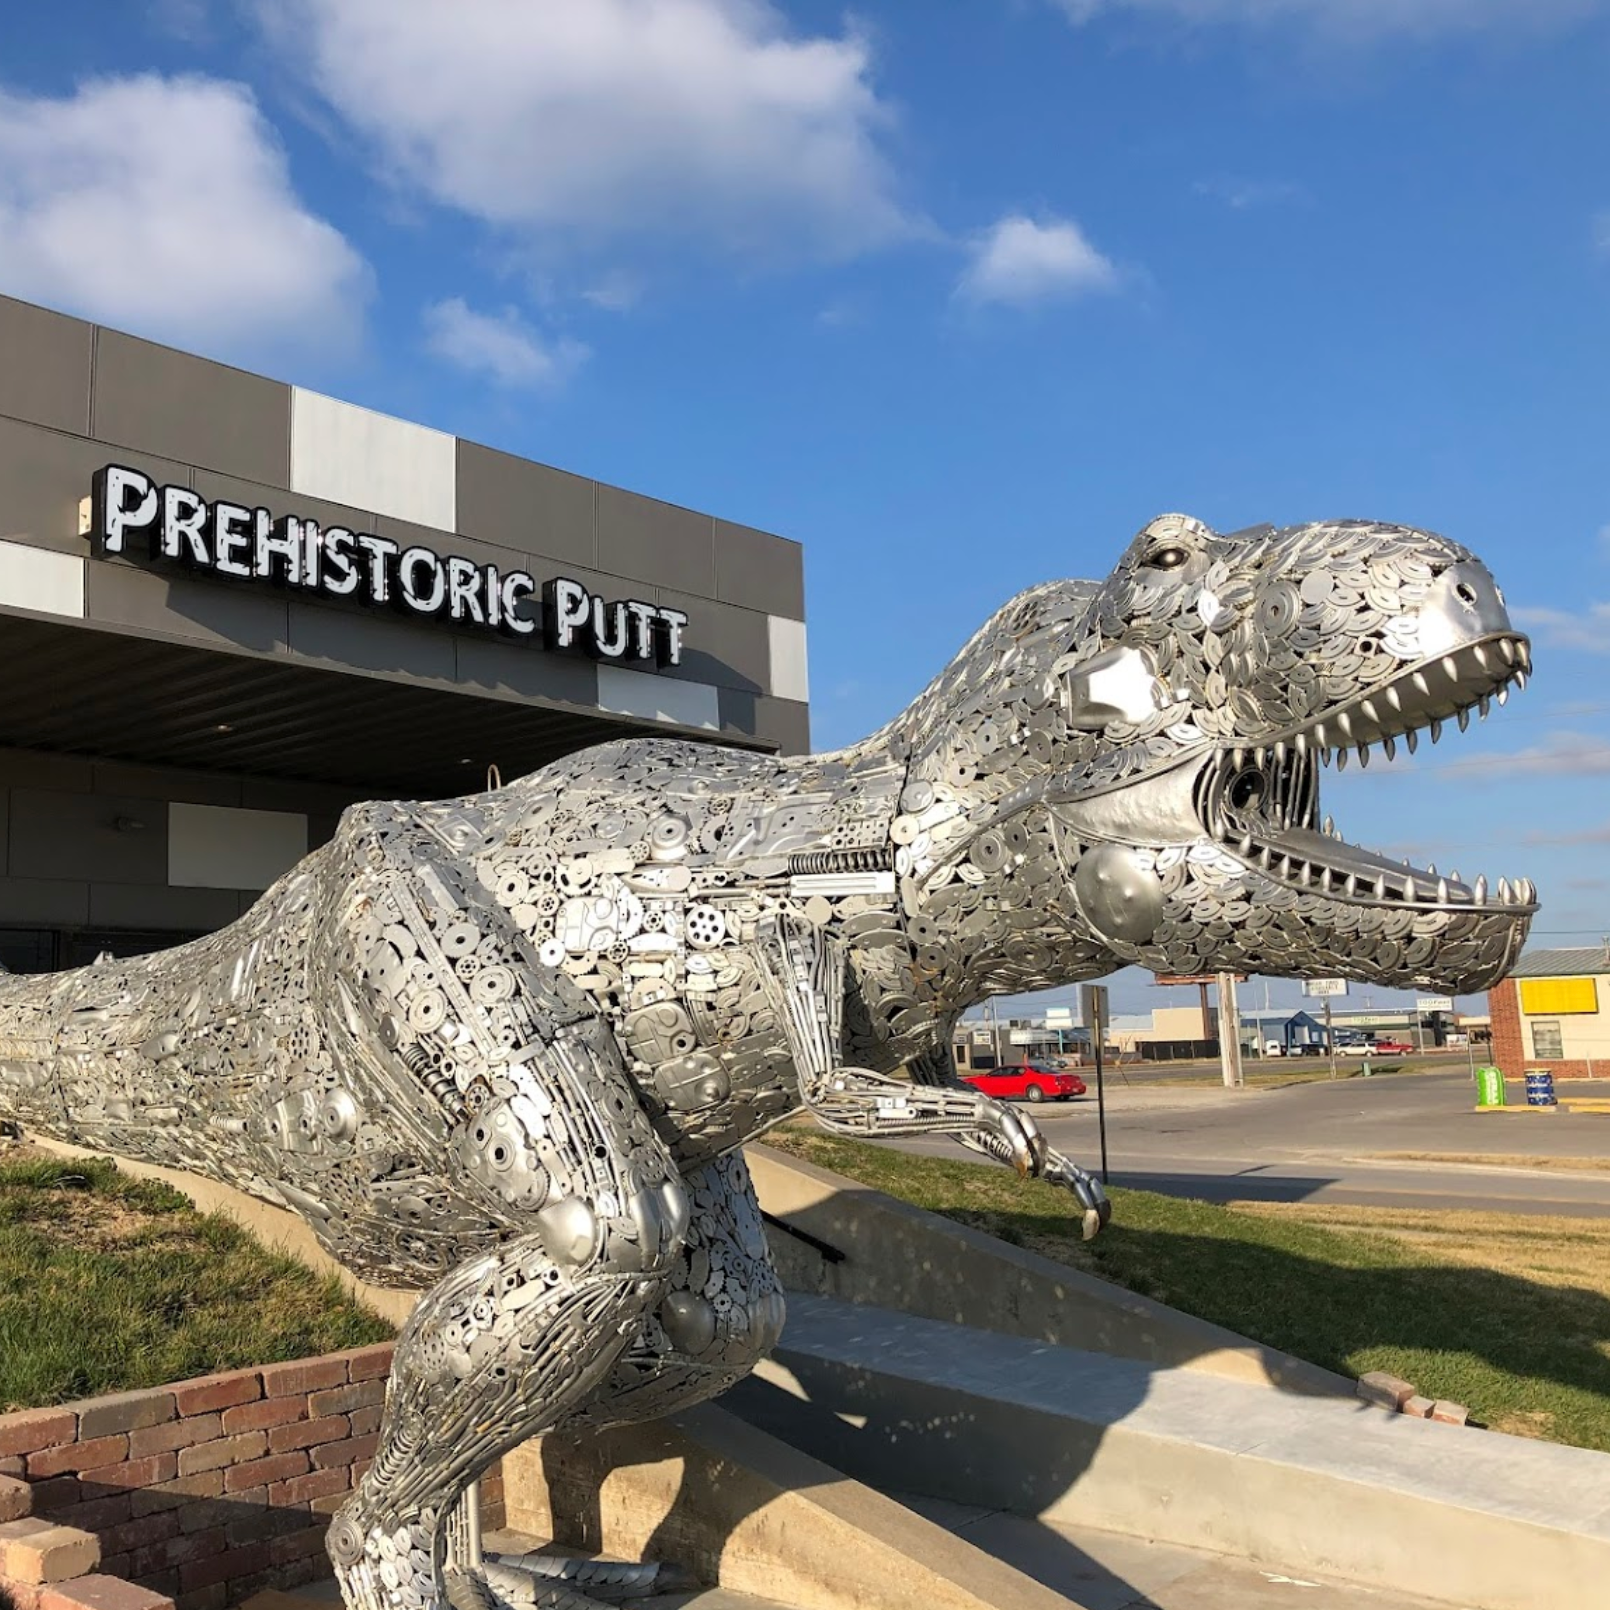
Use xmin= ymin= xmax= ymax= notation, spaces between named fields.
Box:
xmin=1370 ymin=1039 xmax=1414 ymax=1056
xmin=1336 ymin=1037 xmax=1375 ymax=1057
xmin=962 ymin=1062 xmax=1087 ymax=1102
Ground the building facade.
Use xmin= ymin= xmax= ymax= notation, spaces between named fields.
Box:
xmin=0 ymin=294 xmax=809 ymax=971
xmin=1489 ymin=949 xmax=1610 ymax=1079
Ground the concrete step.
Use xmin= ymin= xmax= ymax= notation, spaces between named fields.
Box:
xmin=728 ymin=1293 xmax=1610 ymax=1610
xmin=900 ymin=1495 xmax=1471 ymax=1610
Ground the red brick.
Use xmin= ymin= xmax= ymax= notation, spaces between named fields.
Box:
xmin=130 ymin=1573 xmax=177 ymax=1601
xmin=0 ymin=1413 xmax=78 ymax=1461
xmin=218 ymin=1401 xmax=303 ymax=1437
xmin=266 ymin=1418 xmax=347 ymax=1457
xmin=81 ymin=1455 xmax=177 ymax=1492
xmin=37 ymin=1574 xmax=174 ymax=1610
xmin=331 ymin=1344 xmax=393 ymax=1383
xmin=126 ymin=1420 xmax=220 ymax=1462
xmin=350 ymin=1459 xmax=371 ymax=1484
xmin=177 ymin=1539 xmax=269 ymax=1592
xmin=223 ymin=1454 xmax=306 ymax=1494
xmin=306 ymin=1382 xmax=384 ymax=1419
xmin=27 ymin=1477 xmax=82 ymax=1514
xmin=3 ymin=1581 xmax=43 ymax=1610
xmin=51 ymin=1495 xmax=132 ymax=1532
xmin=308 ymin=1435 xmax=376 ymax=1473
xmin=140 ymin=1529 xmax=224 ymax=1572
xmin=1431 ymin=1400 xmax=1470 ymax=1426
xmin=98 ymin=1553 xmax=130 ymax=1578
xmin=0 ymin=1474 xmax=33 ymax=1521
xmin=309 ymin=1493 xmax=349 ymax=1517
xmin=1355 ymin=1371 xmax=1416 ymax=1412
xmin=345 ymin=1407 xmax=381 ymax=1437
xmin=259 ymin=1360 xmax=346 ymax=1400
xmin=268 ymin=1524 xmax=329 ymax=1567
xmin=170 ymin=1374 xmax=259 ymax=1419
xmin=28 ymin=1437 xmax=129 ymax=1481
xmin=1402 ymin=1395 xmax=1436 ymax=1418
xmin=0 ymin=1517 xmax=102 ymax=1583
xmin=72 ymin=1393 xmax=175 ymax=1443
xmin=129 ymin=1473 xmax=224 ymax=1521
xmin=267 ymin=1469 xmax=348 ymax=1508
xmin=100 ymin=1513 xmax=179 ymax=1559
xmin=172 ymin=1586 xmax=225 ymax=1610
xmin=0 ymin=1455 xmax=26 ymax=1477
xmin=175 ymin=1435 xmax=265 ymax=1479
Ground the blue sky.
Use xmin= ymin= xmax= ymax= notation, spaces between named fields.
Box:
xmin=3 ymin=0 xmax=1610 ymax=1019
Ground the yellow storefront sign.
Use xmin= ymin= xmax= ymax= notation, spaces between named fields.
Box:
xmin=1518 ymin=977 xmax=1599 ymax=1015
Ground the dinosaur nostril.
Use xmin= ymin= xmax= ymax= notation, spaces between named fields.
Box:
xmin=1455 ymin=581 xmax=1479 ymax=607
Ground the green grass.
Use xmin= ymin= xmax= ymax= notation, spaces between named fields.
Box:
xmin=764 ymin=1127 xmax=1610 ymax=1454
xmin=0 ymin=1154 xmax=394 ymax=1410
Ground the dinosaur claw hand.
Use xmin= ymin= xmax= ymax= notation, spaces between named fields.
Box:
xmin=1041 ymin=1149 xmax=1111 ymax=1236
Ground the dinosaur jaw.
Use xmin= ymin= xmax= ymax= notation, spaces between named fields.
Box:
xmin=1198 ymin=629 xmax=1536 ymax=914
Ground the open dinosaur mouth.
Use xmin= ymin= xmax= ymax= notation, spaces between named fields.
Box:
xmin=1196 ymin=631 xmax=1535 ymax=911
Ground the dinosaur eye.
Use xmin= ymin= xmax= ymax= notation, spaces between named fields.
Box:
xmin=1142 ymin=545 xmax=1189 ymax=570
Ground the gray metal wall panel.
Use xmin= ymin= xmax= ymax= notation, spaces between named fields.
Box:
xmin=457 ymin=440 xmax=596 ymax=569
xmin=86 ymin=561 xmax=291 ymax=654
xmin=375 ymin=511 xmax=529 ymax=576
xmin=240 ymin=778 xmax=366 ymax=817
xmin=0 ymin=875 xmax=90 ymax=925
xmin=93 ymin=329 xmax=292 ymax=485
xmin=91 ymin=761 xmax=244 ymax=808
xmin=0 ymin=296 xmax=93 ymax=437
xmin=0 ymin=415 xmax=190 ymax=558
xmin=754 ymin=695 xmax=812 ymax=756
xmin=716 ymin=686 xmax=759 ymax=742
xmin=90 ymin=881 xmax=242 ymax=931
xmin=714 ymin=519 xmax=806 ymax=620
xmin=10 ymin=788 xmax=169 ymax=883
xmin=655 ymin=587 xmax=769 ymax=695
xmin=597 ymin=485 xmax=715 ymax=594
xmin=285 ymin=600 xmax=457 ymax=683
xmin=454 ymin=637 xmax=600 ymax=708
xmin=0 ymin=789 xmax=8 ymax=876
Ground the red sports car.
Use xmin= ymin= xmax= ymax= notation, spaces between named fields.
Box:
xmin=962 ymin=1063 xmax=1087 ymax=1103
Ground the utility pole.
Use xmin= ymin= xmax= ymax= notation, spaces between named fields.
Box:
xmin=1326 ymin=999 xmax=1337 ymax=1080
xmin=1218 ymin=972 xmax=1244 ymax=1088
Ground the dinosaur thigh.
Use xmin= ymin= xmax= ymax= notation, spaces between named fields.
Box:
xmin=562 ymin=1150 xmax=786 ymax=1430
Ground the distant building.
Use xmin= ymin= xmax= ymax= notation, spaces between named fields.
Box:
xmin=1490 ymin=949 xmax=1610 ymax=1079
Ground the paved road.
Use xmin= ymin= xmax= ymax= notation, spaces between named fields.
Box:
xmin=896 ymin=1070 xmax=1610 ymax=1216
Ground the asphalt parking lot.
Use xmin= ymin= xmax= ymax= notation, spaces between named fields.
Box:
xmin=897 ymin=1070 xmax=1610 ymax=1216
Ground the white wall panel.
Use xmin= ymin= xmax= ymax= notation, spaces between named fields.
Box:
xmin=0 ymin=539 xmax=84 ymax=618
xmin=596 ymin=665 xmax=720 ymax=731
xmin=169 ymin=802 xmax=307 ymax=890
xmin=291 ymin=389 xmax=457 ymax=531
xmin=768 ymin=614 xmax=810 ymax=703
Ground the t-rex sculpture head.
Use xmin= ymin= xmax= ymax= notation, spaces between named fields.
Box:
xmin=887 ymin=514 xmax=1533 ymax=996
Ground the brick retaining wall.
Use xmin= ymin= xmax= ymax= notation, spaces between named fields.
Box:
xmin=0 ymin=1346 xmax=505 ymax=1610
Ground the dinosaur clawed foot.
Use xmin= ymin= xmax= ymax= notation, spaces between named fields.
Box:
xmin=477 ymin=1551 xmax=692 ymax=1606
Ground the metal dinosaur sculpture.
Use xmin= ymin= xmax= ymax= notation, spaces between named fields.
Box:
xmin=0 ymin=513 xmax=1535 ymax=1610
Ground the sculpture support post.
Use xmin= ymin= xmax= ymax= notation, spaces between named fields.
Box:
xmin=1218 ymin=972 xmax=1244 ymax=1089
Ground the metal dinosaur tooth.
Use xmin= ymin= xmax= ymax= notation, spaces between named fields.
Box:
xmin=1385 ymin=685 xmax=1402 ymax=711
xmin=1383 ymin=735 xmax=1396 ymax=761
xmin=1498 ymin=876 xmax=1511 ymax=904
xmin=1457 ymin=707 xmax=1470 ymax=733
xmin=1497 ymin=686 xmax=1508 ymax=706
xmin=1499 ymin=638 xmax=1515 ymax=664
xmin=1473 ymin=644 xmax=1489 ymax=671
xmin=1437 ymin=877 xmax=1449 ymax=903
xmin=1294 ymin=732 xmax=1309 ymax=755
xmin=1430 ymin=719 xmax=1442 ymax=742
xmin=1336 ymin=748 xmax=1349 ymax=771
xmin=1337 ymin=711 xmax=1354 ymax=740
xmin=1412 ymin=671 xmax=1431 ymax=697
xmin=1255 ymin=746 xmax=1267 ymax=768
xmin=1478 ymin=695 xmax=1490 ymax=718
xmin=1404 ymin=874 xmax=1418 ymax=902
xmin=1322 ymin=814 xmax=1335 ymax=837
xmin=1450 ymin=868 xmax=1461 ymax=887
xmin=1275 ymin=740 xmax=1287 ymax=765
xmin=1239 ymin=831 xmax=1254 ymax=855
xmin=1518 ymin=640 xmax=1532 ymax=670
xmin=1357 ymin=744 xmax=1370 ymax=768
xmin=1361 ymin=698 xmax=1380 ymax=724
xmin=1516 ymin=670 xmax=1527 ymax=692
xmin=1474 ymin=874 xmax=1487 ymax=903
xmin=1344 ymin=872 xmax=1357 ymax=897
xmin=1405 ymin=727 xmax=1418 ymax=754
xmin=1443 ymin=655 xmax=1460 ymax=682
xmin=1428 ymin=862 xmax=1437 ymax=875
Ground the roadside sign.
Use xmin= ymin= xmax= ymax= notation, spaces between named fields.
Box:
xmin=1045 ymin=1007 xmax=1073 ymax=1025
xmin=1303 ymin=979 xmax=1349 ymax=998
xmin=1008 ymin=1030 xmax=1036 ymax=1045
xmin=1417 ymin=996 xmax=1454 ymax=1013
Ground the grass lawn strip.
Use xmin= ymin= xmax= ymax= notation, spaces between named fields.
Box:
xmin=0 ymin=1149 xmax=394 ymax=1410
xmin=762 ymin=1128 xmax=1610 ymax=1455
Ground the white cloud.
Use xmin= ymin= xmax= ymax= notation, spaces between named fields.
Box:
xmin=956 ymin=214 xmax=1117 ymax=307
xmin=1052 ymin=0 xmax=1599 ymax=38
xmin=423 ymin=298 xmax=587 ymax=388
xmin=1194 ymin=175 xmax=1306 ymax=209
xmin=254 ymin=0 xmax=914 ymax=261
xmin=1437 ymin=732 xmax=1610 ymax=779
xmin=1512 ymin=602 xmax=1610 ymax=654
xmin=0 ymin=74 xmax=366 ymax=357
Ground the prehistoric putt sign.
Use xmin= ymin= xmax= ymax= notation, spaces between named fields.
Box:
xmin=1417 ymin=995 xmax=1455 ymax=1012
xmin=90 ymin=465 xmax=689 ymax=668
xmin=1303 ymin=978 xmax=1349 ymax=998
